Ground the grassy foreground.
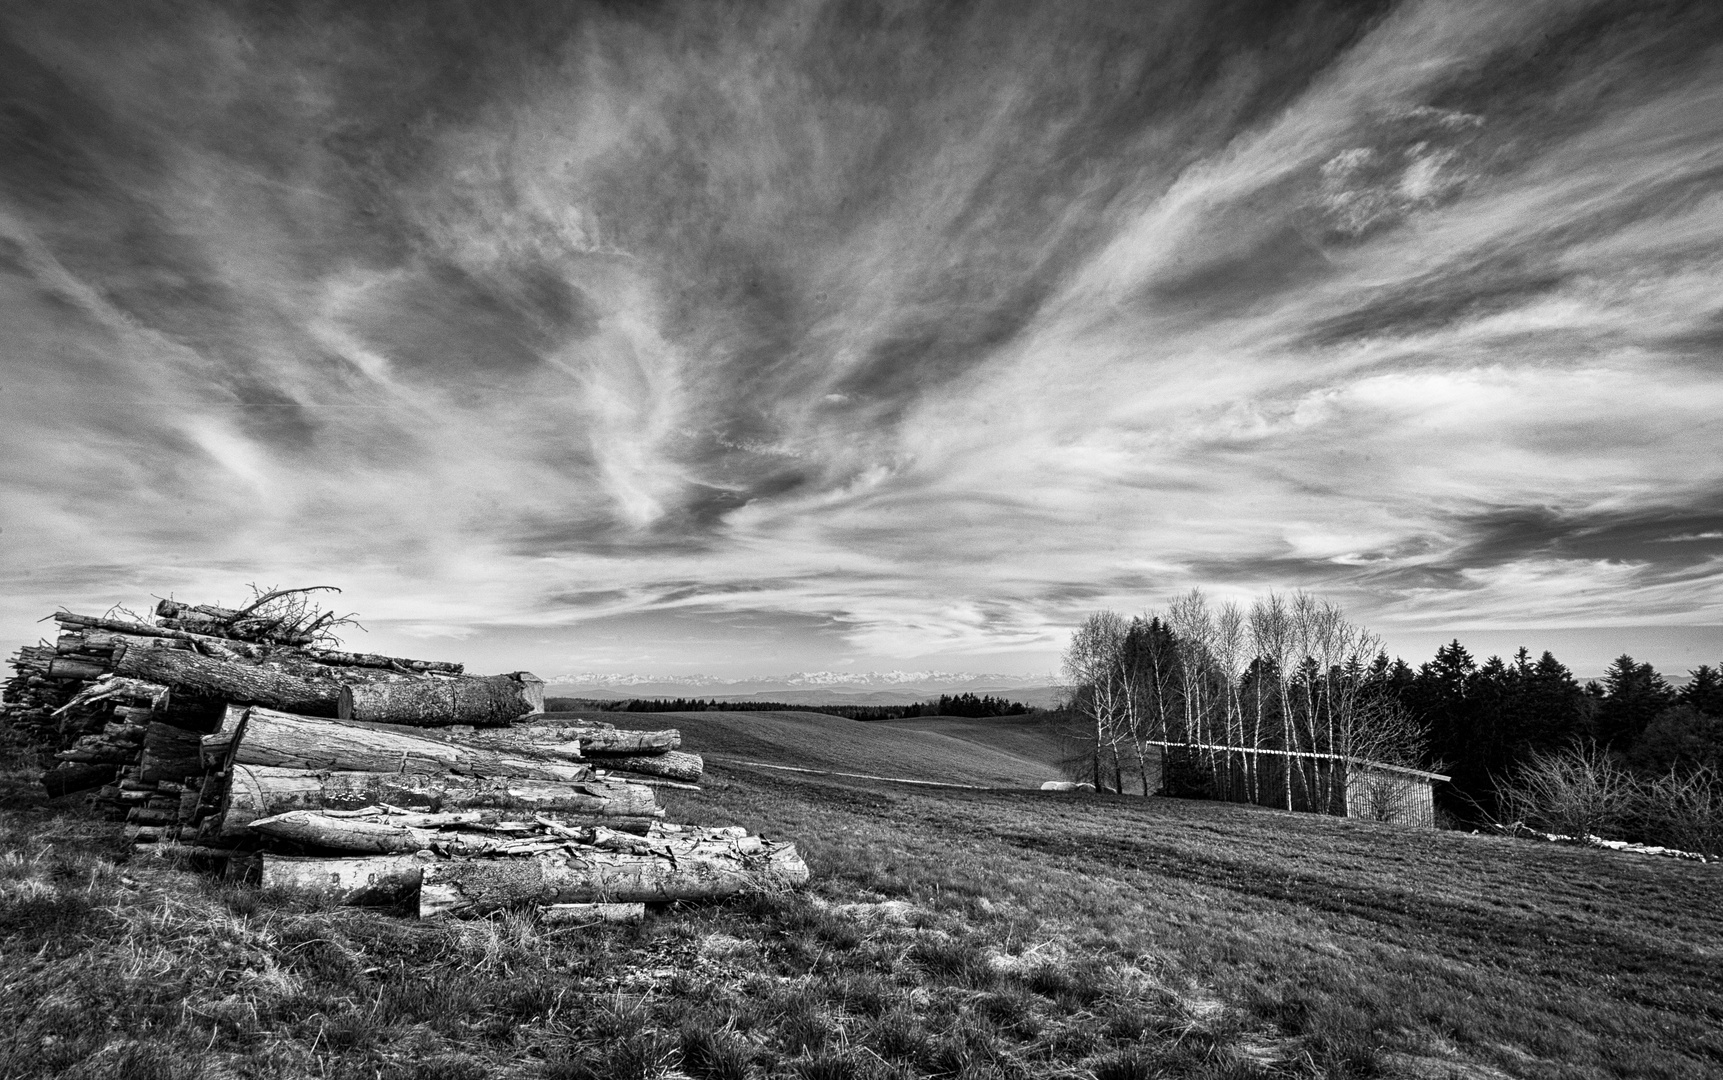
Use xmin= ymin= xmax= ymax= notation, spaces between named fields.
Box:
xmin=1 ymin=717 xmax=1719 ymax=1079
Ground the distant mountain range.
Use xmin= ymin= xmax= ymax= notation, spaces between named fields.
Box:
xmin=542 ymin=671 xmax=1065 ymax=708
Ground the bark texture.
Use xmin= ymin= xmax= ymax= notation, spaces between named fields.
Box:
xmin=345 ymin=673 xmax=542 ymax=726
xmin=259 ymin=853 xmax=428 ymax=904
xmin=216 ymin=764 xmax=660 ymax=839
xmin=58 ymin=631 xmax=190 ymax=655
xmin=231 ymin=707 xmax=591 ymax=781
xmin=46 ymin=656 xmax=109 ymax=680
xmin=418 ymin=838 xmax=809 ymax=916
xmin=297 ymin=646 xmax=463 ymax=676
xmin=597 ymin=750 xmax=704 ymax=782
xmin=247 ymin=810 xmax=659 ymax=855
xmin=55 ymin=613 xmax=268 ymax=657
xmin=138 ymin=722 xmax=203 ymax=782
xmin=115 ymin=648 xmax=343 ymax=716
xmin=519 ymin=725 xmax=680 ymax=754
xmin=42 ymin=762 xmax=117 ymax=798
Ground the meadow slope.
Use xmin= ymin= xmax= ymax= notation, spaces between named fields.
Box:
xmin=542 ymin=709 xmax=1071 ymax=788
xmin=1 ymin=712 xmax=1717 ymax=1079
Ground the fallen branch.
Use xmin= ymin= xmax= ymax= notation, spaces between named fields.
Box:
xmin=53 ymin=675 xmax=171 ymax=716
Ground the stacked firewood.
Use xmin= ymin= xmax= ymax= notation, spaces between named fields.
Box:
xmin=1 ymin=591 xmax=805 ymax=919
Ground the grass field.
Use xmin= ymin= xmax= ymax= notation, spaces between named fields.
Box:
xmin=545 ymin=710 xmax=1070 ymax=788
xmin=2 ymin=712 xmax=1719 ymax=1079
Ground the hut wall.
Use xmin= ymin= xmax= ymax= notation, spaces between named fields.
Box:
xmin=1341 ymin=763 xmax=1435 ymax=826
xmin=1147 ymin=746 xmax=1437 ymax=826
xmin=1153 ymin=747 xmax=1347 ymax=816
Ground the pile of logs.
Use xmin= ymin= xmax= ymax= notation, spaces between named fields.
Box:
xmin=2 ymin=593 xmax=806 ymax=919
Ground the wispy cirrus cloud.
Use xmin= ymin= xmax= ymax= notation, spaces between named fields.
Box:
xmin=2 ymin=0 xmax=1722 ymax=678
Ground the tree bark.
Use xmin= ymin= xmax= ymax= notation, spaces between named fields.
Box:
xmin=55 ymin=735 xmax=139 ymax=764
xmin=46 ymin=656 xmax=109 ymax=680
xmin=138 ymin=721 xmax=203 ymax=782
xmin=42 ymin=762 xmax=116 ymax=798
xmin=58 ymin=631 xmax=194 ymax=656
xmin=521 ymin=726 xmax=680 ymax=754
xmin=259 ymin=853 xmax=428 ymax=904
xmin=115 ymin=648 xmax=343 ymax=716
xmin=246 ymin=810 xmax=663 ymax=855
xmin=230 ymin=707 xmax=591 ymax=781
xmin=345 ymin=673 xmax=542 ymax=727
xmin=199 ymin=704 xmax=248 ymax=769
xmin=295 ymin=646 xmax=463 ymax=676
xmin=418 ymin=838 xmax=809 ymax=916
xmin=595 ymin=750 xmax=703 ymax=783
xmin=215 ymin=763 xmax=660 ymax=840
xmin=55 ymin=613 xmax=269 ymax=657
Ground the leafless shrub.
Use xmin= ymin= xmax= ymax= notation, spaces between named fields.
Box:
xmin=1496 ymin=745 xmax=1641 ymax=839
xmin=1638 ymin=767 xmax=1723 ymax=857
xmin=1498 ymin=747 xmax=1723 ymax=855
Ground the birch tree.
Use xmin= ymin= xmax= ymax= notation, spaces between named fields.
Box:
xmin=1061 ymin=611 xmax=1129 ymax=792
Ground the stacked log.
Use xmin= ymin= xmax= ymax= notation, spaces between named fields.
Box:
xmin=163 ymin=699 xmax=775 ymax=916
xmin=511 ymin=718 xmax=706 ymax=784
xmin=2 ymin=590 xmax=802 ymax=920
xmin=201 ymin=707 xmax=802 ymax=916
xmin=2 ymin=595 xmax=525 ymax=831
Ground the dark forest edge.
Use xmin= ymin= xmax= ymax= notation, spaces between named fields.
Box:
xmin=543 ymin=692 xmax=1036 ymax=721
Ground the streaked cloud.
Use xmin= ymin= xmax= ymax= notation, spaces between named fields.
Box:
xmin=3 ymin=0 xmax=1722 ymax=678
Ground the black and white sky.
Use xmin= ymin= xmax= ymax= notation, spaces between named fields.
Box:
xmin=4 ymin=0 xmax=1723 ymax=679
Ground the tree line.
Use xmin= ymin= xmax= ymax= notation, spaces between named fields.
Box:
xmin=542 ymin=694 xmax=1035 ymax=720
xmin=1060 ymin=591 xmax=1723 ymax=836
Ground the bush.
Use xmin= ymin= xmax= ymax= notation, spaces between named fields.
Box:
xmin=1496 ymin=745 xmax=1639 ymax=839
xmin=1496 ymin=746 xmax=1723 ymax=855
xmin=1638 ymin=768 xmax=1723 ymax=857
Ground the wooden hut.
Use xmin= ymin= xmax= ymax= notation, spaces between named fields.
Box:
xmin=1142 ymin=741 xmax=1448 ymax=827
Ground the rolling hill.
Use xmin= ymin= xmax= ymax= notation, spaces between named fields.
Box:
xmin=545 ymin=708 xmax=1073 ymax=788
